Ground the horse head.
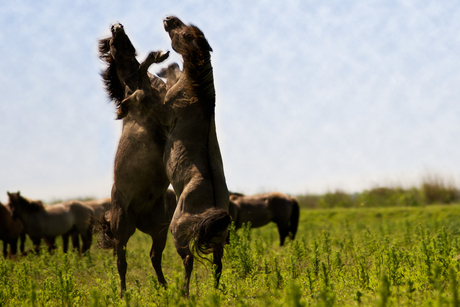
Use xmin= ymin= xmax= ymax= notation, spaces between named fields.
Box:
xmin=99 ymin=23 xmax=138 ymax=113
xmin=164 ymin=16 xmax=212 ymax=58
xmin=7 ymin=191 xmax=44 ymax=219
xmin=7 ymin=191 xmax=22 ymax=220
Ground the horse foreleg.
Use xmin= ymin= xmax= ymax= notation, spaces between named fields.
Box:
xmin=150 ymin=232 xmax=168 ymax=287
xmin=2 ymin=240 xmax=7 ymax=258
xmin=9 ymin=239 xmax=19 ymax=259
xmin=81 ymin=226 xmax=93 ymax=254
xmin=44 ymin=236 xmax=56 ymax=253
xmin=212 ymin=246 xmax=224 ymax=289
xmin=71 ymin=231 xmax=80 ymax=252
xmin=62 ymin=233 xmax=69 ymax=253
xmin=31 ymin=237 xmax=41 ymax=254
xmin=115 ymin=240 xmax=129 ymax=297
xmin=19 ymin=233 xmax=26 ymax=255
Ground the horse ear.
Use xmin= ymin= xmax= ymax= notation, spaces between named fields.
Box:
xmin=190 ymin=25 xmax=212 ymax=52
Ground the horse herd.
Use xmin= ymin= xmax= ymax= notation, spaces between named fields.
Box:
xmin=0 ymin=16 xmax=300 ymax=297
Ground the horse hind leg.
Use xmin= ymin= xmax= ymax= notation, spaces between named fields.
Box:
xmin=175 ymin=245 xmax=194 ymax=297
xmin=44 ymin=236 xmax=57 ymax=253
xmin=2 ymin=240 xmax=7 ymax=258
xmin=115 ymin=230 xmax=136 ymax=297
xmin=80 ymin=226 xmax=93 ymax=254
xmin=212 ymin=245 xmax=224 ymax=289
xmin=62 ymin=233 xmax=70 ymax=253
xmin=71 ymin=230 xmax=80 ymax=253
xmin=149 ymin=230 xmax=168 ymax=287
xmin=9 ymin=239 xmax=19 ymax=258
xmin=19 ymin=233 xmax=26 ymax=255
xmin=276 ymin=222 xmax=290 ymax=246
xmin=111 ymin=212 xmax=136 ymax=297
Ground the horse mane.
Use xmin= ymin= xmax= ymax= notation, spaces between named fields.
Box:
xmin=9 ymin=193 xmax=45 ymax=213
xmin=98 ymin=34 xmax=138 ymax=109
xmin=99 ymin=38 xmax=125 ymax=107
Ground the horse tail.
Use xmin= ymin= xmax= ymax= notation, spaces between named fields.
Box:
xmin=289 ymin=197 xmax=300 ymax=241
xmin=96 ymin=213 xmax=116 ymax=250
xmin=186 ymin=207 xmax=232 ymax=259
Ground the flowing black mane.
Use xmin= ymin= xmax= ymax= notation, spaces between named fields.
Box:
xmin=98 ymin=23 xmax=139 ymax=109
xmin=99 ymin=38 xmax=125 ymax=107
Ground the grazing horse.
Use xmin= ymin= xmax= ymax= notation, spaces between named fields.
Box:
xmin=98 ymin=23 xmax=173 ymax=297
xmin=229 ymin=192 xmax=300 ymax=246
xmin=0 ymin=202 xmax=25 ymax=258
xmin=163 ymin=16 xmax=231 ymax=295
xmin=82 ymin=198 xmax=111 ymax=230
xmin=7 ymin=192 xmax=94 ymax=254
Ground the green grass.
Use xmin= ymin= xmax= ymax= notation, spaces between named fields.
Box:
xmin=3 ymin=204 xmax=460 ymax=306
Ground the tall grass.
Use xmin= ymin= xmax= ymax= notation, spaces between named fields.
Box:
xmin=2 ymin=203 xmax=460 ymax=305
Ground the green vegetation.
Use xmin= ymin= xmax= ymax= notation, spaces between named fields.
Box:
xmin=2 ymin=202 xmax=460 ymax=306
xmin=297 ymin=175 xmax=460 ymax=209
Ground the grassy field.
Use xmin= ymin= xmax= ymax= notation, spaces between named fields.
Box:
xmin=2 ymin=204 xmax=460 ymax=306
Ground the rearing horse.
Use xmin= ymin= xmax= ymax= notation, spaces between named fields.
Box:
xmin=162 ymin=16 xmax=231 ymax=295
xmin=98 ymin=23 xmax=175 ymax=297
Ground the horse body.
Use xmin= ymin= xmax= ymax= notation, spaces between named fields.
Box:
xmin=0 ymin=202 xmax=25 ymax=258
xmin=229 ymin=192 xmax=300 ymax=246
xmin=98 ymin=23 xmax=175 ymax=297
xmin=163 ymin=16 xmax=231 ymax=295
xmin=82 ymin=198 xmax=111 ymax=225
xmin=7 ymin=192 xmax=94 ymax=253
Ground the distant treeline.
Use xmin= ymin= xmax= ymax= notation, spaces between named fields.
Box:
xmin=296 ymin=174 xmax=460 ymax=209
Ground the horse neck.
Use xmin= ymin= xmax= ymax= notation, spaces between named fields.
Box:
xmin=115 ymin=58 xmax=139 ymax=95
xmin=13 ymin=206 xmax=39 ymax=234
xmin=183 ymin=55 xmax=215 ymax=113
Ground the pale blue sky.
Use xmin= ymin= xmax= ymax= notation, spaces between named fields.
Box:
xmin=1 ymin=1 xmax=459 ymax=203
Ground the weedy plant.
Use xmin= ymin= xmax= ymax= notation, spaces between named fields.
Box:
xmin=2 ymin=203 xmax=460 ymax=305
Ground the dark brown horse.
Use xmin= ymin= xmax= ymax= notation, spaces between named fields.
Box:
xmin=163 ymin=16 xmax=231 ymax=295
xmin=0 ymin=201 xmax=26 ymax=258
xmin=229 ymin=192 xmax=300 ymax=246
xmin=98 ymin=23 xmax=174 ymax=297
xmin=7 ymin=192 xmax=94 ymax=254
